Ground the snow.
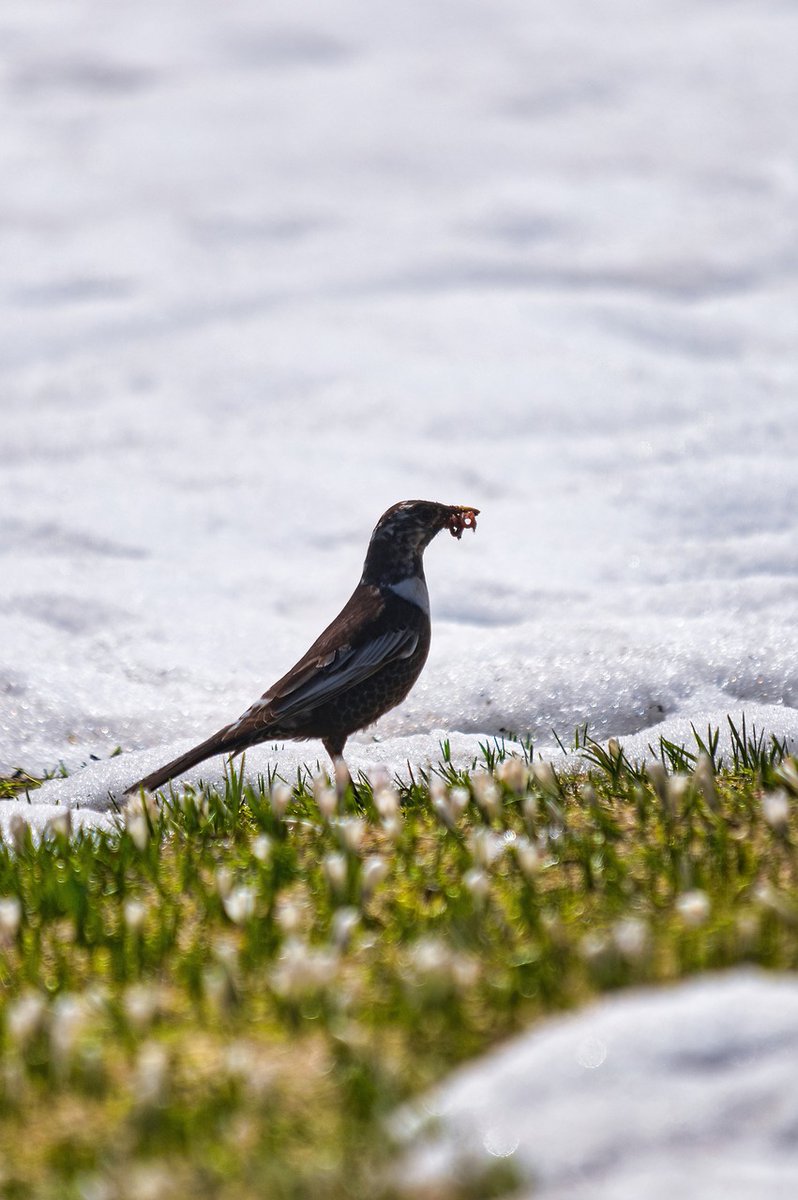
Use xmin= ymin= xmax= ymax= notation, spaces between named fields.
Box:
xmin=397 ymin=970 xmax=798 ymax=1199
xmin=2 ymin=0 xmax=798 ymax=825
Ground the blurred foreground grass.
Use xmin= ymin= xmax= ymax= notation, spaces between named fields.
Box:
xmin=1 ymin=724 xmax=797 ymax=1199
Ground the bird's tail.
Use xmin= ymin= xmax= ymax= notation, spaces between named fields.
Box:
xmin=124 ymin=726 xmax=240 ymax=797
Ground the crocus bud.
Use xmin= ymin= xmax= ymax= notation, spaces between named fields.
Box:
xmin=762 ymin=790 xmax=790 ymax=834
xmin=0 ymin=896 xmax=22 ymax=938
xmin=361 ymin=854 xmax=388 ymax=898
xmin=675 ymin=889 xmax=711 ymax=927
xmin=270 ymin=782 xmax=291 ymax=820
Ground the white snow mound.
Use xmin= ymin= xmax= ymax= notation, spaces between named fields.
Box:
xmin=398 ymin=970 xmax=798 ymax=1200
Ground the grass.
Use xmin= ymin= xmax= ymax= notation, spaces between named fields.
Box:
xmin=0 ymin=723 xmax=797 ymax=1199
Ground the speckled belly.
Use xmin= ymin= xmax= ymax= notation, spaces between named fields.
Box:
xmin=279 ymin=625 xmax=431 ymax=744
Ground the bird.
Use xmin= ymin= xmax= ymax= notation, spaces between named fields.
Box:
xmin=125 ymin=500 xmax=479 ymax=795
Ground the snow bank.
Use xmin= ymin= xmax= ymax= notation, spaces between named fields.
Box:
xmin=2 ymin=0 xmax=798 ymax=817
xmin=398 ymin=970 xmax=798 ymax=1199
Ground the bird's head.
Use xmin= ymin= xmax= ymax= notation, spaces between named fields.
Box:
xmin=361 ymin=500 xmax=479 ymax=586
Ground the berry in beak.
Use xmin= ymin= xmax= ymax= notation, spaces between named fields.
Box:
xmin=447 ymin=508 xmax=480 ymax=539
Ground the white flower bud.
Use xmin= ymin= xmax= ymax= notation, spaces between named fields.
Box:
xmin=6 ymin=991 xmax=46 ymax=1047
xmin=666 ymin=774 xmax=690 ymax=810
xmin=381 ymin=814 xmax=402 ymax=844
xmin=9 ymin=814 xmax=29 ymax=854
xmin=180 ymin=790 xmax=199 ymax=816
xmin=44 ymin=810 xmax=72 ymax=840
xmin=514 ymin=837 xmax=542 ymax=881
xmin=471 ymin=773 xmax=500 ymax=819
xmin=407 ymin=938 xmax=451 ymax=989
xmin=126 ymin=1166 xmax=173 ymax=1200
xmin=331 ymin=907 xmax=359 ymax=950
xmin=125 ymin=812 xmax=150 ymax=852
xmin=374 ymin=784 xmax=400 ymax=820
xmin=580 ymin=783 xmax=598 ymax=807
xmin=337 ymin=817 xmax=366 ymax=856
xmin=735 ymin=910 xmax=760 ymax=950
xmin=695 ymin=753 xmax=718 ymax=810
xmin=213 ymin=934 xmax=239 ymax=971
xmin=432 ymin=794 xmax=456 ymax=831
xmin=222 ymin=885 xmax=257 ymax=925
xmin=777 ymin=757 xmax=798 ymax=793
xmin=496 ymin=757 xmax=529 ymax=793
xmin=368 ymin=766 xmax=390 ymax=792
xmin=451 ymin=954 xmax=480 ymax=990
xmin=270 ymin=939 xmax=338 ymax=999
xmin=224 ymin=1040 xmax=275 ymax=1099
xmin=675 ymin=889 xmax=711 ymax=927
xmin=203 ymin=966 xmax=234 ymax=1012
xmin=612 ymin=916 xmax=650 ymax=961
xmin=315 ymin=785 xmax=338 ymax=822
xmin=124 ymin=984 xmax=159 ymax=1032
xmin=521 ymin=794 xmax=538 ymax=830
xmin=406 ymin=941 xmax=476 ymax=994
xmin=215 ymin=867 xmax=233 ymax=899
xmin=532 ymin=761 xmax=558 ymax=794
xmin=430 ymin=778 xmax=448 ymax=801
xmin=406 ymin=942 xmax=477 ymax=994
xmin=361 ymin=854 xmax=388 ymax=898
xmin=123 ymin=898 xmax=147 ymax=933
xmin=275 ymin=899 xmax=304 ymax=935
xmin=270 ymin=782 xmax=291 ymax=820
xmin=468 ymin=828 xmax=504 ymax=868
xmin=0 ymin=895 xmax=22 ymax=937
xmin=323 ymin=852 xmax=348 ymax=898
xmin=753 ymin=883 xmax=798 ymax=924
xmin=50 ymin=994 xmax=86 ymax=1069
xmin=762 ymin=790 xmax=790 ymax=834
xmin=251 ymin=834 xmax=272 ymax=863
xmin=463 ymin=867 xmax=490 ymax=903
xmin=133 ymin=1042 xmax=169 ymax=1107
xmin=579 ymin=931 xmax=613 ymax=967
xmin=448 ymin=786 xmax=470 ymax=817
xmin=647 ymin=761 xmax=668 ymax=805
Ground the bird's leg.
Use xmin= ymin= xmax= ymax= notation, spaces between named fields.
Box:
xmin=322 ymin=735 xmax=346 ymax=761
xmin=332 ymin=755 xmax=369 ymax=808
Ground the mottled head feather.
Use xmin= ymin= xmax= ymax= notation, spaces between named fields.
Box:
xmin=361 ymin=500 xmax=479 ymax=585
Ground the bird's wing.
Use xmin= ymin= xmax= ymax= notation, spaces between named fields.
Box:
xmin=265 ymin=626 xmax=419 ymax=720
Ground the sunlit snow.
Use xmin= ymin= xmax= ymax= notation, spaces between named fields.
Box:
xmin=398 ymin=970 xmax=798 ymax=1200
xmin=2 ymin=0 xmax=797 ymax=828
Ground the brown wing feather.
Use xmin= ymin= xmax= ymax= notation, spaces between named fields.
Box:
xmin=262 ymin=584 xmax=386 ymax=703
xmin=229 ymin=588 xmax=419 ymax=737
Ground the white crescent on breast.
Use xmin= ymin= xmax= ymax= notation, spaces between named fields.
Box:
xmin=388 ymin=575 xmax=430 ymax=615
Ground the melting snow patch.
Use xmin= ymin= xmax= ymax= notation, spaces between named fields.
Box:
xmin=397 ymin=970 xmax=798 ymax=1200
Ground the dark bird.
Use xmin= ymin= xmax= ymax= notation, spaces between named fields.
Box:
xmin=125 ymin=500 xmax=479 ymax=795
